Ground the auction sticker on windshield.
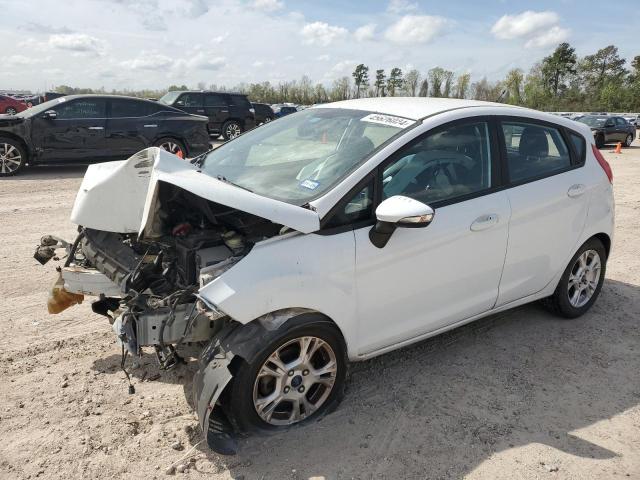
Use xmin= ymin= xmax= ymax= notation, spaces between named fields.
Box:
xmin=361 ymin=113 xmax=415 ymax=128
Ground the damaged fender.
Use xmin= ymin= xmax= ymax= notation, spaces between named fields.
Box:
xmin=193 ymin=309 xmax=316 ymax=454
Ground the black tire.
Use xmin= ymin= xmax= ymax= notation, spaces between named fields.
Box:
xmin=543 ymin=238 xmax=607 ymax=318
xmin=222 ymin=120 xmax=242 ymax=140
xmin=595 ymin=134 xmax=605 ymax=149
xmin=5 ymin=107 xmax=17 ymax=115
xmin=624 ymin=133 xmax=634 ymax=147
xmin=264 ymin=116 xmax=273 ymax=123
xmin=225 ymin=315 xmax=347 ymax=434
xmin=153 ymin=137 xmax=186 ymax=158
xmin=0 ymin=137 xmax=27 ymax=177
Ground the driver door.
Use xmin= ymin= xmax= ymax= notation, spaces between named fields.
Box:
xmin=351 ymin=119 xmax=511 ymax=356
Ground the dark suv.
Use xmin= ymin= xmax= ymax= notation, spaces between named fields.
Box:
xmin=158 ymin=91 xmax=256 ymax=140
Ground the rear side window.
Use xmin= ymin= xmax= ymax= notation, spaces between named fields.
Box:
xmin=501 ymin=122 xmax=571 ymax=183
xmin=569 ymin=132 xmax=586 ymax=164
xmin=54 ymin=99 xmax=106 ymax=119
xmin=110 ymin=99 xmax=154 ymax=118
xmin=228 ymin=95 xmax=250 ymax=108
xmin=204 ymin=94 xmax=226 ymax=106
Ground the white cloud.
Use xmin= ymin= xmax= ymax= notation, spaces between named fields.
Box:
xmin=186 ymin=53 xmax=226 ymax=70
xmin=316 ymin=54 xmax=330 ymax=61
xmin=300 ymin=21 xmax=348 ymax=47
xmin=252 ymin=0 xmax=284 ymax=12
xmin=324 ymin=59 xmax=356 ymax=79
xmin=354 ymin=24 xmax=376 ymax=42
xmin=491 ymin=11 xmax=569 ymax=48
xmin=5 ymin=55 xmax=42 ymax=66
xmin=387 ymin=0 xmax=418 ymax=13
xmin=120 ymin=52 xmax=173 ymax=71
xmin=385 ymin=15 xmax=447 ymax=45
xmin=49 ymin=33 xmax=107 ymax=54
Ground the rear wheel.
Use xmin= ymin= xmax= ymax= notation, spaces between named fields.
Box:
xmin=222 ymin=121 xmax=242 ymax=140
xmin=543 ymin=238 xmax=606 ymax=318
xmin=154 ymin=137 xmax=186 ymax=158
xmin=624 ymin=133 xmax=634 ymax=147
xmin=5 ymin=107 xmax=17 ymax=115
xmin=225 ymin=316 xmax=347 ymax=433
xmin=0 ymin=137 xmax=26 ymax=176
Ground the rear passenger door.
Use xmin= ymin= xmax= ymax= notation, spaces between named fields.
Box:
xmin=203 ymin=93 xmax=228 ymax=134
xmin=496 ymin=119 xmax=589 ymax=307
xmin=106 ymin=99 xmax=156 ymax=158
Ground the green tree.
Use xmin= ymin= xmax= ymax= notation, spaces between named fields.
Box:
xmin=387 ymin=68 xmax=403 ymax=96
xmin=541 ymin=42 xmax=577 ymax=97
xmin=442 ymin=70 xmax=454 ymax=97
xmin=454 ymin=73 xmax=471 ymax=99
xmin=503 ymin=68 xmax=524 ymax=104
xmin=428 ymin=67 xmax=446 ymax=97
xmin=418 ymin=79 xmax=429 ymax=97
xmin=403 ymin=69 xmax=420 ymax=96
xmin=352 ymin=64 xmax=370 ymax=98
xmin=374 ymin=69 xmax=386 ymax=96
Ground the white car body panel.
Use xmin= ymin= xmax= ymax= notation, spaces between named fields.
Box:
xmin=71 ymin=147 xmax=321 ymax=235
xmin=353 ymin=191 xmax=511 ymax=355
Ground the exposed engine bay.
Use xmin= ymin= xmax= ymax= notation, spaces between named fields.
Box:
xmin=39 ymin=181 xmax=285 ymax=370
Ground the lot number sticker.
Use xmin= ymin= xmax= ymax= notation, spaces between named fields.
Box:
xmin=361 ymin=113 xmax=415 ymax=128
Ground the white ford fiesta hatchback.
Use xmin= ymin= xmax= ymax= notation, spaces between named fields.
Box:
xmin=37 ymin=98 xmax=614 ymax=454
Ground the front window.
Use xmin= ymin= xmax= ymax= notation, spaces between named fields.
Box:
xmin=200 ymin=108 xmax=413 ymax=204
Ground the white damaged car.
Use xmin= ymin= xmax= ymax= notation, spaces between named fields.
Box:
xmin=36 ymin=98 xmax=614 ymax=454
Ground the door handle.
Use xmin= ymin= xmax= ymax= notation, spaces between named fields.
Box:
xmin=470 ymin=214 xmax=499 ymax=231
xmin=221 ymin=110 xmax=229 ymax=113
xmin=567 ymin=184 xmax=586 ymax=198
xmin=143 ymin=124 xmax=158 ymax=128
xmin=88 ymin=126 xmax=104 ymax=130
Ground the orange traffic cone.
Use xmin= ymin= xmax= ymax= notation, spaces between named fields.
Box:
xmin=614 ymin=142 xmax=622 ymax=154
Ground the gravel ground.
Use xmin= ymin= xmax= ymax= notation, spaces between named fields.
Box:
xmin=1 ymin=138 xmax=639 ymax=480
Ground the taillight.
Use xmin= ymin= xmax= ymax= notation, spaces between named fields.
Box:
xmin=592 ymin=143 xmax=613 ymax=183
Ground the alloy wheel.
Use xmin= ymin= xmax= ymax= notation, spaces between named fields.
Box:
xmin=0 ymin=143 xmax=22 ymax=174
xmin=159 ymin=141 xmax=183 ymax=156
xmin=625 ymin=134 xmax=634 ymax=147
xmin=6 ymin=108 xmax=17 ymax=115
xmin=225 ymin=123 xmax=241 ymax=139
xmin=567 ymin=249 xmax=601 ymax=308
xmin=253 ymin=336 xmax=338 ymax=426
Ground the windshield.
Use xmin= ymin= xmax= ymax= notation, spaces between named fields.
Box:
xmin=158 ymin=91 xmax=182 ymax=105
xmin=200 ymin=108 xmax=414 ymax=204
xmin=578 ymin=116 xmax=607 ymax=128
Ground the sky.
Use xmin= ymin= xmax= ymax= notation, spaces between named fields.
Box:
xmin=0 ymin=0 xmax=638 ymax=92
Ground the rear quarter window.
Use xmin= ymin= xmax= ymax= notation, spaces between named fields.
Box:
xmin=569 ymin=132 xmax=586 ymax=164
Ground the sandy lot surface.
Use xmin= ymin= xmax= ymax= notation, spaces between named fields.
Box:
xmin=1 ymin=139 xmax=639 ymax=480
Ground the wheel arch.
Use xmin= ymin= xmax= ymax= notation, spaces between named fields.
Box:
xmin=152 ymin=134 xmax=188 ymax=155
xmin=0 ymin=133 xmax=31 ymax=162
xmin=592 ymin=232 xmax=611 ymax=259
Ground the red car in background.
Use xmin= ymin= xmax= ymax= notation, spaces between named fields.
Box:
xmin=0 ymin=94 xmax=27 ymax=115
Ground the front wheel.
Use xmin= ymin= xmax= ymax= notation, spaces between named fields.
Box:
xmin=624 ymin=133 xmax=634 ymax=147
xmin=153 ymin=137 xmax=186 ymax=158
xmin=595 ymin=134 xmax=605 ymax=149
xmin=0 ymin=137 xmax=26 ymax=176
xmin=543 ymin=238 xmax=607 ymax=318
xmin=5 ymin=107 xmax=17 ymax=115
xmin=224 ymin=316 xmax=347 ymax=433
xmin=222 ymin=121 xmax=242 ymax=140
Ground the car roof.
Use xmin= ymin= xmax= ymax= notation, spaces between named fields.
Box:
xmin=314 ymin=97 xmax=525 ymax=121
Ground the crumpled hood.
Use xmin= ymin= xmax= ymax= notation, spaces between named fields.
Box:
xmin=71 ymin=148 xmax=321 ymax=235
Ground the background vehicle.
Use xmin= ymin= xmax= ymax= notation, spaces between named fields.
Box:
xmin=158 ymin=90 xmax=256 ymax=140
xmin=0 ymin=94 xmax=27 ymax=115
xmin=251 ymin=102 xmax=275 ymax=125
xmin=36 ymin=98 xmax=614 ymax=454
xmin=0 ymin=95 xmax=209 ymax=176
xmin=577 ymin=115 xmax=636 ymax=148
xmin=272 ymin=104 xmax=298 ymax=118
